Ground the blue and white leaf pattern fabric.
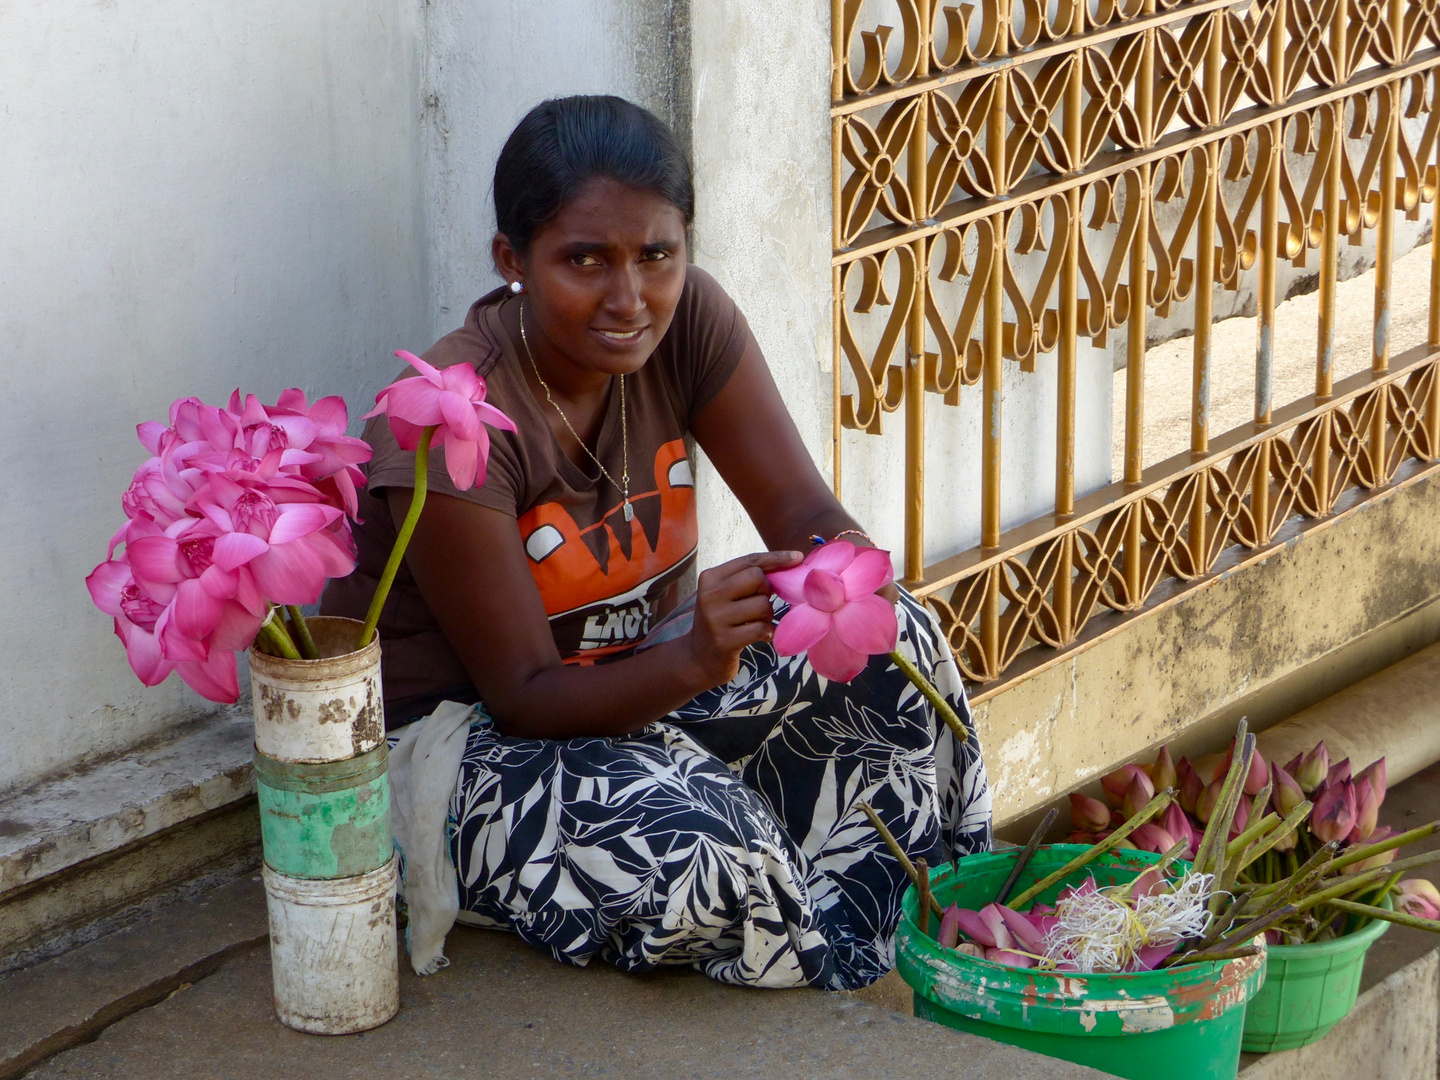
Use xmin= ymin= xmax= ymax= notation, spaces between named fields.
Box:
xmin=445 ymin=590 xmax=991 ymax=990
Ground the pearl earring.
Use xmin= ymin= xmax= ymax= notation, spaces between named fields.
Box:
xmin=510 ymin=281 xmax=523 ymax=294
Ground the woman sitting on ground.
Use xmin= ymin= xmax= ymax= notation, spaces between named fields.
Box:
xmin=323 ymin=94 xmax=991 ymax=990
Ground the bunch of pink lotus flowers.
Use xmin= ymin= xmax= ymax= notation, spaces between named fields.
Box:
xmin=86 ymin=391 xmax=372 ymax=702
xmin=88 ymin=350 xmax=516 ymax=703
xmin=1068 ymin=737 xmax=1439 ymax=945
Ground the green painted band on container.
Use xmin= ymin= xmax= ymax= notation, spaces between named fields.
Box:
xmin=255 ymin=744 xmax=393 ymax=880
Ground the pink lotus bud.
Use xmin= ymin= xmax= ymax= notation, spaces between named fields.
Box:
xmin=1162 ymin=803 xmax=1198 ymax=858
xmin=1395 ymin=879 xmax=1440 ymax=921
xmin=1294 ymin=741 xmax=1329 ymax=793
xmin=1350 ymin=827 xmax=1396 ymax=872
xmin=1070 ymin=793 xmax=1111 ymax=832
xmin=1325 ymin=757 xmax=1352 ymax=789
xmin=1148 ymin=745 xmax=1177 ymax=792
xmin=1228 ymin=797 xmax=1250 ymax=841
xmin=1130 ymin=866 xmax=1170 ymax=901
xmin=1101 ymin=764 xmax=1147 ymax=808
xmin=1310 ymin=782 xmax=1358 ymax=843
xmin=1194 ymin=753 xmax=1225 ymax=786
xmin=1270 ymin=824 xmax=1298 ymax=852
xmin=1359 ymin=758 xmax=1387 ymax=805
xmin=1221 ymin=738 xmax=1270 ymax=796
xmin=1113 ymin=835 xmax=1138 ymax=850
xmin=1130 ymin=823 xmax=1177 ymax=854
xmin=1271 ymin=764 xmax=1306 ymax=816
xmin=1349 ymin=778 xmax=1379 ymax=842
xmin=1197 ymin=779 xmax=1223 ymax=823
xmin=938 ymin=904 xmax=964 ymax=949
xmin=954 ymin=942 xmax=984 ymax=957
xmin=1265 ymin=928 xmax=1285 ymax=945
xmin=1068 ymin=830 xmax=1101 ymax=844
xmin=1122 ymin=771 xmax=1157 ymax=820
xmin=1177 ymin=758 xmax=1203 ymax=815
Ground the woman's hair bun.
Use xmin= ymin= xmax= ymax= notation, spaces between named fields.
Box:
xmin=494 ymin=95 xmax=694 ymax=253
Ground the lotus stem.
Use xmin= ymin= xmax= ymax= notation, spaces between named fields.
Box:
xmin=255 ymin=608 xmax=302 ymax=660
xmin=860 ymin=801 xmax=944 ymax=920
xmin=1007 ymin=789 xmax=1175 ymax=911
xmin=888 ymin=650 xmax=970 ymax=744
xmin=1195 ymin=725 xmax=1252 ymax=881
xmin=1154 ymin=839 xmax=1191 ymax=879
xmin=1327 ymin=821 xmax=1439 ymax=875
xmin=1307 ymin=848 xmax=1440 ymax=907
xmin=1327 ymin=898 xmax=1439 ymax=933
xmin=996 ymin=807 xmax=1059 ymax=906
xmin=359 ymin=424 xmax=436 ymax=651
xmin=1225 ymin=813 xmax=1280 ymax=863
xmin=1165 ymin=943 xmax=1263 ymax=968
xmin=916 ymin=858 xmax=933 ymax=936
xmin=285 ymin=606 xmax=319 ymax=659
xmin=1236 ymin=802 xmax=1312 ymax=876
xmin=1252 ymin=840 xmax=1340 ymax=899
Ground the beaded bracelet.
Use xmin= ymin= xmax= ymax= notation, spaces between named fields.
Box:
xmin=808 ymin=528 xmax=874 ymax=546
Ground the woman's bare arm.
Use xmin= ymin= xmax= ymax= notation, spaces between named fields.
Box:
xmin=388 ymin=487 xmax=800 ymax=739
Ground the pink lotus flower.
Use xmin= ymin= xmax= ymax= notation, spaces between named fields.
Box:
xmin=1310 ymin=782 xmax=1358 ymax=843
xmin=1101 ymin=764 xmax=1149 ymax=808
xmin=1359 ymin=758 xmax=1387 ymax=805
xmin=766 ymin=540 xmax=897 ymax=682
xmin=1395 ymin=879 xmax=1440 ymax=921
xmin=1148 ymin=745 xmax=1177 ymax=792
xmin=259 ymin=389 xmax=372 ymax=518
xmin=1293 ymin=742 xmax=1330 ymax=793
xmin=938 ymin=904 xmax=965 ymax=948
xmin=1348 ymin=778 xmax=1380 ymax=842
xmin=1271 ymin=764 xmax=1306 ymax=817
xmin=365 ymin=350 xmax=517 ymax=490
xmin=1122 ymin=771 xmax=1157 ymax=820
xmin=1070 ymin=793 xmax=1111 ymax=832
xmin=1177 ymin=758 xmax=1204 ymax=816
xmin=1324 ymin=757 xmax=1352 ymax=789
xmin=1130 ymin=823 xmax=1178 ymax=855
xmin=1221 ymin=739 xmax=1270 ymax=797
xmin=1162 ymin=803 xmax=1198 ymax=858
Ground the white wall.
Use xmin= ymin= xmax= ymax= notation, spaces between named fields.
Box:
xmin=688 ymin=0 xmax=837 ymax=568
xmin=0 ymin=1 xmax=427 ymax=794
xmin=420 ymin=0 xmax=686 ymax=341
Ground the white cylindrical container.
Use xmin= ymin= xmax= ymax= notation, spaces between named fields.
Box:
xmin=250 ymin=616 xmax=383 ymax=764
xmin=262 ymin=856 xmax=400 ymax=1034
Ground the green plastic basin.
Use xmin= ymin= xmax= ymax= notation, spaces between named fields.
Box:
xmin=1240 ymin=904 xmax=1389 ymax=1052
xmin=896 ymin=845 xmax=1267 ymax=1080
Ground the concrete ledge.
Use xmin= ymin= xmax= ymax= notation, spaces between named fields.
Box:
xmin=1238 ymin=952 xmax=1439 ymax=1080
xmin=0 ymin=710 xmax=259 ymax=969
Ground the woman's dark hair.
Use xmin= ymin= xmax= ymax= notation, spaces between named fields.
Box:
xmin=494 ymin=95 xmax=694 ymax=254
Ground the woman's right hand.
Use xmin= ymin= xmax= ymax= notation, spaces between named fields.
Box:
xmin=684 ymin=550 xmax=804 ymax=687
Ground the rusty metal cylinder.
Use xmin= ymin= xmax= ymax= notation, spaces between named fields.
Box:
xmin=255 ymin=744 xmax=393 ymax=880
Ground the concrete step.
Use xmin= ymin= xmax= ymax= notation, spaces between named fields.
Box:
xmin=4 ymin=877 xmax=1109 ymax=1080
xmin=0 ymin=710 xmax=259 ymax=974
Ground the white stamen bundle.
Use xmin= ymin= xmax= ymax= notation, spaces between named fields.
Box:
xmin=1041 ymin=872 xmax=1216 ymax=973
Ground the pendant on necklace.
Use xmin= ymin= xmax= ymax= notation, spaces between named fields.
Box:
xmin=623 ymin=500 xmax=634 ymax=522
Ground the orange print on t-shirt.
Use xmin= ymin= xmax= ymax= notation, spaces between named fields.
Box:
xmin=517 ymin=439 xmax=698 ymax=660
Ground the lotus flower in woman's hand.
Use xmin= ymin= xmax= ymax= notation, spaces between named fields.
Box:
xmin=365 ymin=350 xmax=517 ymax=490
xmin=764 ymin=540 xmax=897 ymax=682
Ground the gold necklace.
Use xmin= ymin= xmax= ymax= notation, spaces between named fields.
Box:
xmin=518 ymin=302 xmax=633 ymax=522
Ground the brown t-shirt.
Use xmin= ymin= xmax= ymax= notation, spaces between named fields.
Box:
xmin=322 ymin=265 xmax=752 ymax=711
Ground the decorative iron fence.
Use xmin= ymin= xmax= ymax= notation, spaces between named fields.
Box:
xmin=831 ymin=0 xmax=1440 ymax=701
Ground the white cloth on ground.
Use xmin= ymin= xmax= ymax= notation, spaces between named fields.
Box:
xmin=387 ymin=699 xmax=475 ymax=975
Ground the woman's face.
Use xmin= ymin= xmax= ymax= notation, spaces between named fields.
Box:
xmin=495 ymin=177 xmax=689 ymax=380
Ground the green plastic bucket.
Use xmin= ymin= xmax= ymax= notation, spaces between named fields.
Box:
xmin=896 ymin=846 xmax=1267 ymax=1080
xmin=1240 ymin=903 xmax=1389 ymax=1052
xmin=255 ymin=743 xmax=393 ymax=880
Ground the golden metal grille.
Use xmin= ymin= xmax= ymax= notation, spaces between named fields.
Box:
xmin=831 ymin=0 xmax=1440 ymax=698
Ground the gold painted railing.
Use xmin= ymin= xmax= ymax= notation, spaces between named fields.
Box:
xmin=831 ymin=0 xmax=1440 ymax=697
